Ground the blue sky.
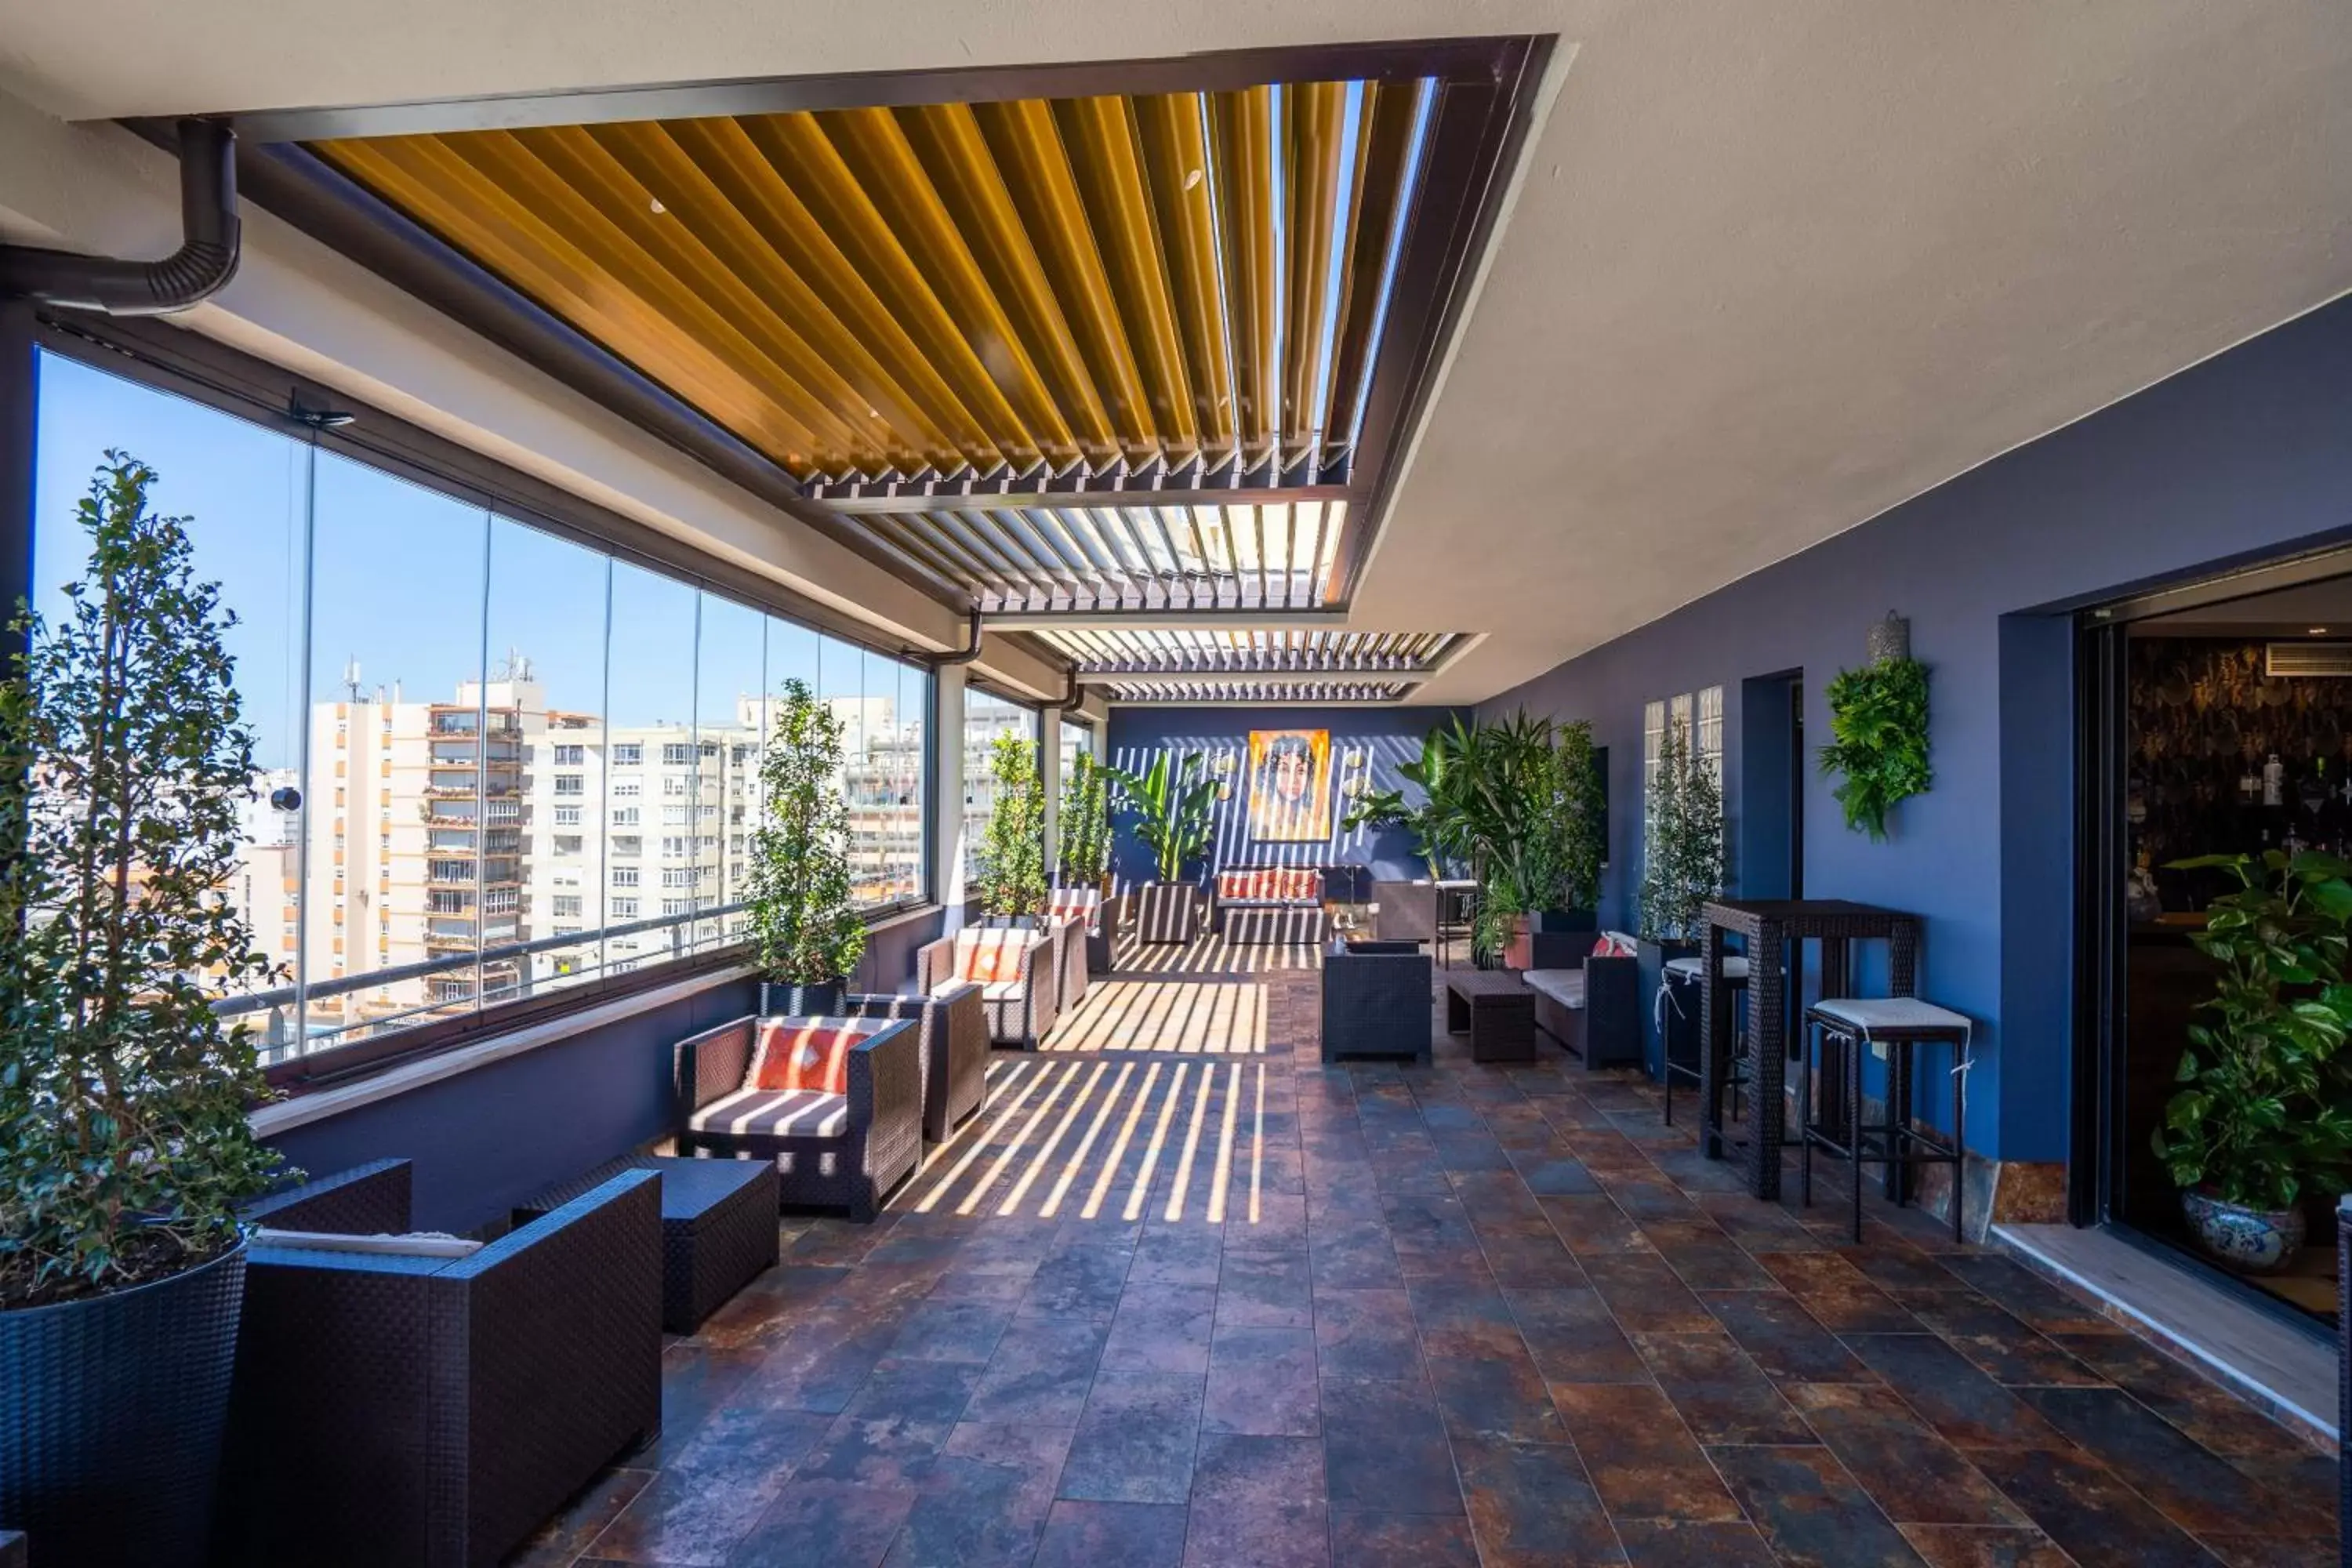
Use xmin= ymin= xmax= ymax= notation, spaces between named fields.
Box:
xmin=34 ymin=352 xmax=920 ymax=764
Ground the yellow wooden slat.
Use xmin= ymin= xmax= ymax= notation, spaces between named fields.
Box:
xmin=568 ymin=122 xmax=970 ymax=470
xmin=647 ymin=117 xmax=1018 ymax=471
xmin=971 ymin=98 xmax=1158 ymax=459
xmin=485 ymin=126 xmax=911 ymax=469
xmin=1133 ymin=92 xmax=1237 ymax=456
xmin=1327 ymin=79 xmax=1427 ymax=450
xmin=1281 ymin=81 xmax=1347 ymax=445
xmin=896 ymin=103 xmax=1119 ymax=464
xmin=317 ymin=135 xmax=844 ymax=471
xmin=1209 ymin=86 xmax=1278 ymax=459
xmin=1053 ymin=95 xmax=1199 ymax=461
xmin=815 ymin=106 xmax=1083 ymax=468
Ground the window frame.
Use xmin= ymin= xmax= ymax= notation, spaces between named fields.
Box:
xmin=21 ymin=312 xmax=944 ymax=1091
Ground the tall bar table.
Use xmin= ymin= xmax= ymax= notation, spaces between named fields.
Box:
xmin=1697 ymin=898 xmax=1921 ymax=1200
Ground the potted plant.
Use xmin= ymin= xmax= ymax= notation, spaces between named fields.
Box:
xmin=1113 ymin=750 xmax=1217 ymax=944
xmin=977 ymin=731 xmax=1047 ymax=923
xmin=0 ymin=453 xmax=292 ymax=1568
xmin=747 ymin=677 xmax=867 ymax=1015
xmin=1637 ymin=720 xmax=1724 ymax=1076
xmin=1057 ymin=749 xmax=1112 ymax=895
xmin=2152 ymin=851 xmax=2352 ymax=1273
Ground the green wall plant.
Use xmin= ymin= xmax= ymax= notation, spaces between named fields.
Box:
xmin=748 ymin=677 xmax=868 ymax=986
xmin=0 ymin=453 xmax=289 ymax=1308
xmin=1820 ymin=654 xmax=1932 ymax=840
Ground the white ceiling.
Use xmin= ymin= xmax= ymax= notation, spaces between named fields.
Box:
xmin=3 ymin=0 xmax=2347 ymax=705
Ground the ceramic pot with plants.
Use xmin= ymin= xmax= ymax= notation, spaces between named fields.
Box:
xmin=1113 ymin=751 xmax=1217 ymax=944
xmin=2153 ymin=851 xmax=2352 ymax=1275
xmin=0 ymin=455 xmax=294 ymax=1567
xmin=748 ymin=678 xmax=868 ymax=1018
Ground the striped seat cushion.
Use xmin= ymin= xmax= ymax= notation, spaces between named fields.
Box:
xmin=689 ymin=1087 xmax=849 ymax=1140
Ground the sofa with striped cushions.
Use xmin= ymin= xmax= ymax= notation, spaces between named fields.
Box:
xmin=1209 ymin=864 xmax=1333 ymax=944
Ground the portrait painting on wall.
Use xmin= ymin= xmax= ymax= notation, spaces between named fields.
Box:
xmin=1247 ymin=728 xmax=1333 ymax=842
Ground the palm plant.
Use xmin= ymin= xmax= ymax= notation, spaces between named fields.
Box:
xmin=746 ymin=678 xmax=866 ymax=989
xmin=0 ymin=452 xmax=287 ymax=1308
xmin=1114 ymin=750 xmax=1217 ymax=882
xmin=978 ymin=731 xmax=1047 ymax=916
xmin=1057 ymin=749 xmax=1111 ymax=888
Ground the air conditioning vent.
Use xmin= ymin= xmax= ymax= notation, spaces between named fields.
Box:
xmin=2265 ymin=641 xmax=2352 ymax=677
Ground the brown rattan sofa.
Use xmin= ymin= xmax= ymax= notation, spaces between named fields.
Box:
xmin=1211 ymin=866 xmax=1331 ymax=944
xmin=217 ymin=1158 xmax=662 ymax=1568
xmin=915 ymin=924 xmax=1062 ymax=1049
xmin=672 ymin=1013 xmax=923 ymax=1220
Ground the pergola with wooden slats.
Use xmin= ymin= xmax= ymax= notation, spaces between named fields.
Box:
xmin=1099 ymin=677 xmax=1414 ymax=705
xmin=1040 ymin=626 xmax=1460 ymax=677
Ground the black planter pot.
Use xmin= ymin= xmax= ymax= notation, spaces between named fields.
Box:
xmin=1533 ymin=909 xmax=1599 ymax=934
xmin=1134 ymin=882 xmax=1203 ymax=946
xmin=1637 ymin=938 xmax=1700 ymax=1080
xmin=0 ymin=1240 xmax=246 ymax=1568
xmin=760 ymin=978 xmax=848 ymax=1016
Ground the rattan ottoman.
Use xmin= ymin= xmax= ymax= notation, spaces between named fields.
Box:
xmin=1444 ymin=969 xmax=1538 ymax=1063
xmin=518 ymin=1156 xmax=779 ymax=1334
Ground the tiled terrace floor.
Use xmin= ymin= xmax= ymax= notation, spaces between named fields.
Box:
xmin=517 ymin=957 xmax=2336 ymax=1567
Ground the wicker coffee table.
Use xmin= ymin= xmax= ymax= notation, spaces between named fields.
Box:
xmin=517 ymin=1155 xmax=779 ymax=1333
xmin=1444 ymin=970 xmax=1537 ymax=1063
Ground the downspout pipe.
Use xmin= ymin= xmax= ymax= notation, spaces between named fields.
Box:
xmin=0 ymin=119 xmax=240 ymax=315
xmin=927 ymin=607 xmax=984 ymax=668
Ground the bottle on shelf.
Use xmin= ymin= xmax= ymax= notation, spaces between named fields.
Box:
xmin=2263 ymin=753 xmax=2285 ymax=808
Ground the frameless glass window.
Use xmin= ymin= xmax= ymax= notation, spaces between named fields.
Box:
xmin=698 ymin=593 xmax=766 ymax=949
xmin=29 ymin=350 xmax=934 ymax=1063
xmin=964 ymin=688 xmax=1040 ymax=883
xmin=488 ymin=516 xmax=608 ymax=1002
xmin=31 ymin=354 xmax=307 ymax=1051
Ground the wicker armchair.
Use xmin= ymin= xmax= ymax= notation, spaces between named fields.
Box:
xmin=672 ymin=1014 xmax=923 ymax=1221
xmin=217 ymin=1160 xmax=662 ymax=1568
xmin=916 ymin=924 xmax=1062 ymax=1049
xmin=840 ymin=985 xmax=989 ymax=1142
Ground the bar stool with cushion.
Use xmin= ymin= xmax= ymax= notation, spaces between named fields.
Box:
xmin=1798 ymin=996 xmax=1972 ymax=1242
xmin=1661 ymin=953 xmax=1749 ymax=1126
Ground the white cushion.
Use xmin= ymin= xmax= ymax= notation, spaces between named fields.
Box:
xmin=1664 ymin=955 xmax=1750 ymax=982
xmin=250 ymin=1229 xmax=482 ymax=1259
xmin=1523 ymin=970 xmax=1586 ymax=1010
xmin=1811 ymin=997 xmax=1970 ymax=1033
xmin=690 ymin=1086 xmax=850 ymax=1138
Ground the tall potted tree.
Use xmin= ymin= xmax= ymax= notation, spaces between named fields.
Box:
xmin=1056 ymin=749 xmax=1112 ymax=895
xmin=748 ymin=677 xmax=867 ymax=1014
xmin=977 ymin=731 xmax=1047 ymax=922
xmin=0 ymin=453 xmax=290 ymax=1568
xmin=1637 ymin=721 xmax=1724 ymax=1076
xmin=1114 ymin=751 xmax=1218 ymax=943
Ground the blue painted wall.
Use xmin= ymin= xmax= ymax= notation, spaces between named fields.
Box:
xmin=1105 ymin=705 xmax=1468 ymax=884
xmin=1482 ymin=294 xmax=2352 ymax=1166
xmin=266 ymin=906 xmax=946 ymax=1232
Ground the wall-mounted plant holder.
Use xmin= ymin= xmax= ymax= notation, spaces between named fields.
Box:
xmin=1865 ymin=612 xmax=1911 ymax=666
xmin=1821 ymin=612 xmax=1931 ymax=841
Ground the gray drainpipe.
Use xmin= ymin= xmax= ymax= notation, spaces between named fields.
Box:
xmin=0 ymin=119 xmax=241 ymax=314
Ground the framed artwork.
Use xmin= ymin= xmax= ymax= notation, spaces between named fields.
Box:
xmin=1247 ymin=728 xmax=1333 ymax=841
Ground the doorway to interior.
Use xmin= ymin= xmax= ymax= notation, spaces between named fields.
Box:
xmin=2078 ymin=550 xmax=2352 ymax=1337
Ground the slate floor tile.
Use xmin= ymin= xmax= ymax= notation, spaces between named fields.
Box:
xmin=1507 ymin=1284 xmax=1650 ymax=1384
xmin=961 ymin=1318 xmax=1107 ymax=1426
xmin=1610 ymin=1519 xmax=1781 ymax=1567
xmin=1894 ymin=1291 xmax=2102 ymax=1387
xmin=1427 ymin=1349 xmax=1566 ymax=1444
xmin=1324 ymin=1510 xmax=1482 ymax=1566
xmin=1708 ymin=1443 xmax=1925 ymax=1567
xmin=1841 ymin=1334 xmax=2071 ymax=1450
xmin=1551 ymin=1381 xmax=1742 ymax=1523
xmin=1700 ymin=1288 xmax=1875 ymax=1382
xmin=1584 ymin=1254 xmax=1719 ymax=1334
xmin=1895 ymin=1523 xmax=2077 ymax=1566
xmin=1215 ymin=1249 xmax=1313 ymax=1329
xmin=884 ymin=1421 xmax=1074 ymax=1568
xmin=1966 ymin=1443 xmax=2219 ymax=1568
xmin=1632 ymin=1331 xmax=1813 ymax=1445
xmin=1058 ymin=1367 xmax=1203 ymax=1504
xmin=1454 ymin=1437 xmax=1623 ymax=1566
xmin=1203 ymin=1323 xmax=1321 ymax=1436
xmin=1030 ymin=1500 xmax=1189 ymax=1568
xmin=2015 ymin=1385 xmax=2335 ymax=1539
xmin=1185 ymin=1432 xmax=1330 ymax=1568
xmin=1319 ymin=1375 xmax=1463 ymax=1515
xmin=1312 ymin=1287 xmax=1424 ymax=1381
xmin=1784 ymin=1381 xmax=2024 ymax=1526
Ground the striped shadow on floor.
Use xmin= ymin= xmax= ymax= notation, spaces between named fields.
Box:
xmin=1047 ymin=977 xmax=1269 ymax=1054
xmin=902 ymin=1057 xmax=1276 ymax=1225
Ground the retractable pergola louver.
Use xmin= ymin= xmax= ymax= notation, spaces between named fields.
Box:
xmin=201 ymin=39 xmax=1546 ymax=701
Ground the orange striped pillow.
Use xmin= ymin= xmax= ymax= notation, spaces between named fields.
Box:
xmin=752 ymin=1020 xmax=858 ymax=1094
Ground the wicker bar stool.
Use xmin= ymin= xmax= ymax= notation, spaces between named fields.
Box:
xmin=1798 ymin=997 xmax=1972 ymax=1242
xmin=1661 ymin=953 xmax=1748 ymax=1127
